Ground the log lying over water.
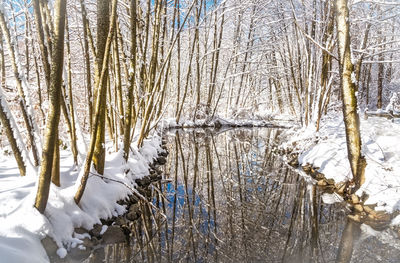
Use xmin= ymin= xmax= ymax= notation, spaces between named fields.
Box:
xmin=364 ymin=110 xmax=400 ymax=120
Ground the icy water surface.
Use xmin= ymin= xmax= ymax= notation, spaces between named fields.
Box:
xmin=85 ymin=128 xmax=400 ymax=263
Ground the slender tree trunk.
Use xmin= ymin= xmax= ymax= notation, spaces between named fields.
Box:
xmin=207 ymin=1 xmax=225 ymax=117
xmin=33 ymin=0 xmax=51 ymax=89
xmin=335 ymin=0 xmax=366 ymax=190
xmin=377 ymin=39 xmax=385 ymax=110
xmin=32 ymin=38 xmax=46 ymax=123
xmin=0 ymin=87 xmax=27 ymax=176
xmin=92 ymin=0 xmax=110 ymax=175
xmin=65 ymin=17 xmax=78 ymax=165
xmin=236 ymin=5 xmax=255 ymax=108
xmin=113 ymin=34 xmax=124 ymax=135
xmin=123 ymin=0 xmax=137 ymax=161
xmin=316 ymin=1 xmax=334 ymax=131
xmin=34 ymin=0 xmax=66 ymax=213
xmin=174 ymin=0 xmax=181 ymax=119
xmin=192 ymin=0 xmax=204 ymax=121
xmin=0 ymin=10 xmax=40 ymax=167
xmin=24 ymin=1 xmax=30 ymax=82
xmin=75 ymin=0 xmax=118 ymax=204
xmin=177 ymin=1 xmax=200 ymax=123
xmin=80 ymin=0 xmax=93 ymax=131
xmin=365 ymin=63 xmax=372 ymax=108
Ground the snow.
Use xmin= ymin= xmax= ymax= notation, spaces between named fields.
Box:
xmin=0 ymin=136 xmax=161 ymax=262
xmin=3 ymin=108 xmax=400 ymax=261
xmin=285 ymin=113 xmax=400 ymax=214
xmin=321 ymin=192 xmax=344 ymax=204
xmin=386 ymin=92 xmax=400 ymax=113
xmin=99 ymin=225 xmax=108 ymax=235
xmin=56 ymin=248 xmax=67 ymax=258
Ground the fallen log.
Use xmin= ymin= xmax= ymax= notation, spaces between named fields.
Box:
xmin=364 ymin=110 xmax=400 ymax=120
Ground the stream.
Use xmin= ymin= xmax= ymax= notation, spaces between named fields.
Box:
xmin=82 ymin=127 xmax=400 ymax=263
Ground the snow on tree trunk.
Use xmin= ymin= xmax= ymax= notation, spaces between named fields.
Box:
xmin=0 ymin=6 xmax=41 ymax=166
xmin=0 ymin=87 xmax=34 ymax=175
xmin=335 ymin=0 xmax=367 ymax=190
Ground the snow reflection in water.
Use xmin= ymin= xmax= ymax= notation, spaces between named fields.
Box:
xmin=86 ymin=128 xmax=400 ymax=263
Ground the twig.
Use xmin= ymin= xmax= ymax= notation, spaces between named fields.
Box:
xmin=289 ymin=0 xmax=339 ymax=61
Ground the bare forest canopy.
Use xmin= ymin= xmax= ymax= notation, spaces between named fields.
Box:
xmin=0 ymin=0 xmax=399 ymax=212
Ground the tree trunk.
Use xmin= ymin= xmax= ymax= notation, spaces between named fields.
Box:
xmin=335 ymin=0 xmax=367 ymax=190
xmin=92 ymin=0 xmax=110 ymax=175
xmin=80 ymin=0 xmax=94 ymax=131
xmin=34 ymin=0 xmax=67 ymax=213
xmin=0 ymin=10 xmax=40 ymax=167
xmin=0 ymin=89 xmax=27 ymax=177
xmin=123 ymin=0 xmax=137 ymax=161
xmin=377 ymin=44 xmax=385 ymax=109
xmin=75 ymin=0 xmax=118 ymax=204
xmin=65 ymin=17 xmax=79 ymax=165
xmin=316 ymin=1 xmax=334 ymax=131
xmin=0 ymin=33 xmax=26 ymax=176
xmin=32 ymin=0 xmax=51 ymax=89
xmin=113 ymin=34 xmax=124 ymax=135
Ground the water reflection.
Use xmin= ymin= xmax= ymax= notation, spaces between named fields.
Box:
xmin=84 ymin=128 xmax=400 ymax=263
xmin=136 ymin=128 xmax=346 ymax=263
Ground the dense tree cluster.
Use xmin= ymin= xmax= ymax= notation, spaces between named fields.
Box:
xmin=0 ymin=0 xmax=398 ymax=212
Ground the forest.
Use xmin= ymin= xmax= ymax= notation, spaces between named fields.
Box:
xmin=0 ymin=0 xmax=400 ymax=262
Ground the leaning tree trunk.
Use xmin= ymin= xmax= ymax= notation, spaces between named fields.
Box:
xmin=0 ymin=10 xmax=40 ymax=167
xmin=34 ymin=0 xmax=67 ymax=214
xmin=0 ymin=33 xmax=27 ymax=176
xmin=32 ymin=0 xmax=51 ymax=89
xmin=0 ymin=90 xmax=27 ymax=177
xmin=75 ymin=0 xmax=118 ymax=204
xmin=335 ymin=0 xmax=366 ymax=190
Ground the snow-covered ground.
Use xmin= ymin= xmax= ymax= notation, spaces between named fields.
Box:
xmin=3 ymin=112 xmax=400 ymax=262
xmin=0 ymin=136 xmax=161 ymax=263
xmin=283 ymin=113 xmax=400 ymax=216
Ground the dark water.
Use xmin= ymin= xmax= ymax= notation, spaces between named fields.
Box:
xmin=84 ymin=128 xmax=400 ymax=263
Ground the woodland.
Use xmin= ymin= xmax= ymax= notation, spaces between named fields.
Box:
xmin=0 ymin=0 xmax=400 ymax=261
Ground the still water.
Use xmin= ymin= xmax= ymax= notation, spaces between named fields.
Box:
xmin=86 ymin=128 xmax=400 ymax=263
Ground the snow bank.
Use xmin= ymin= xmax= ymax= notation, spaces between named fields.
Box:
xmin=0 ymin=136 xmax=161 ymax=262
xmin=285 ymin=113 xmax=400 ymax=215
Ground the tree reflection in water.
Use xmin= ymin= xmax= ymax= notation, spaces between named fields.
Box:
xmin=85 ymin=128 xmax=400 ymax=263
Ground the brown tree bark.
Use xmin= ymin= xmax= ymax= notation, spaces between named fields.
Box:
xmin=34 ymin=0 xmax=67 ymax=213
xmin=75 ymin=0 xmax=118 ymax=204
xmin=79 ymin=0 xmax=93 ymax=131
xmin=32 ymin=0 xmax=51 ymax=89
xmin=316 ymin=1 xmax=334 ymax=131
xmin=0 ymin=90 xmax=26 ymax=176
xmin=92 ymin=0 xmax=110 ymax=174
xmin=335 ymin=0 xmax=367 ymax=190
xmin=123 ymin=0 xmax=137 ymax=161
xmin=0 ymin=10 xmax=40 ymax=167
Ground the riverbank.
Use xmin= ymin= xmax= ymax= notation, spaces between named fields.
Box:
xmin=281 ymin=112 xmax=400 ymax=220
xmin=0 ymin=136 xmax=163 ymax=262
